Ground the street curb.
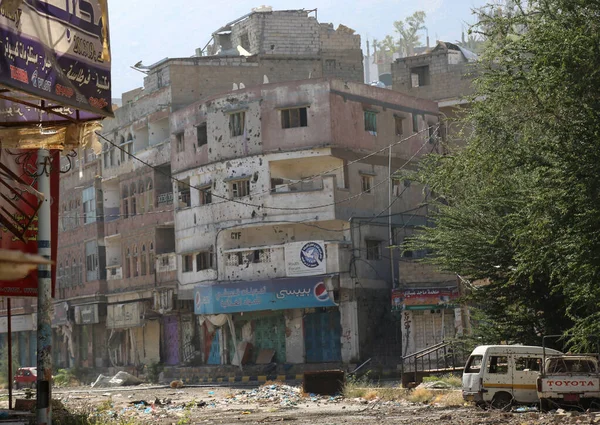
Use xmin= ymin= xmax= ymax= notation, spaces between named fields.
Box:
xmin=179 ymin=374 xmax=305 ymax=385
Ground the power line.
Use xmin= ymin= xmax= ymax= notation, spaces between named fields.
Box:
xmin=94 ymin=125 xmax=439 ymax=212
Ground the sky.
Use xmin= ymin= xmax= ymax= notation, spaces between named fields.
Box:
xmin=108 ymin=0 xmax=489 ymax=98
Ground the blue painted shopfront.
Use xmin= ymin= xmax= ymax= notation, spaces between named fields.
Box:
xmin=304 ymin=310 xmax=342 ymax=363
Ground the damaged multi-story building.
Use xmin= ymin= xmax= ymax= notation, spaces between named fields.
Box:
xmin=170 ymin=78 xmax=439 ymax=376
xmin=51 ymin=7 xmax=366 ymax=369
xmin=390 ymin=41 xmax=478 ymax=359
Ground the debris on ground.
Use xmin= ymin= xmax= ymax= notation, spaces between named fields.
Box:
xmin=91 ymin=371 xmax=144 ymax=388
xmin=418 ymin=381 xmax=453 ymax=389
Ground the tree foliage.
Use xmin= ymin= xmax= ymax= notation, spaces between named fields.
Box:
xmin=394 ymin=11 xmax=427 ymax=56
xmin=410 ymin=0 xmax=600 ymax=349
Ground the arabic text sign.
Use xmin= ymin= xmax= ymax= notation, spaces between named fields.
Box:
xmin=285 ymin=241 xmax=326 ymax=277
xmin=194 ymin=277 xmax=336 ymax=315
xmin=0 ymin=1 xmax=112 ymax=120
xmin=106 ymin=302 xmax=142 ymax=329
xmin=392 ymin=287 xmax=459 ymax=310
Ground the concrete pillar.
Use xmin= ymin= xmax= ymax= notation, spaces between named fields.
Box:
xmin=285 ymin=310 xmax=304 ymax=364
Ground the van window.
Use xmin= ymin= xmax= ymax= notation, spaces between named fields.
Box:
xmin=465 ymin=355 xmax=483 ymax=373
xmin=487 ymin=355 xmax=509 ymax=374
xmin=515 ymin=357 xmax=541 ymax=372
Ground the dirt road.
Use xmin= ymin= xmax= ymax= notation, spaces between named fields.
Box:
xmin=0 ymin=384 xmax=593 ymax=424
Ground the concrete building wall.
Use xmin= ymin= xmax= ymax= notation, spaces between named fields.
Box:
xmin=391 ymin=45 xmax=475 ymax=102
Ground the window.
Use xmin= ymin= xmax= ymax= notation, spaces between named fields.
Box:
xmin=465 ymin=355 xmax=483 ymax=373
xmin=125 ymin=248 xmax=131 ymax=278
xmin=240 ymin=32 xmax=250 ymax=51
xmin=82 ymin=187 xmax=96 ymax=224
xmin=229 ymin=112 xmax=245 ymax=137
xmin=121 ymin=186 xmax=129 ymax=219
xmin=412 ymin=114 xmax=419 ymax=133
xmin=428 ymin=124 xmax=436 ymax=143
xmin=130 ymin=183 xmax=137 ymax=216
xmin=395 ymin=115 xmax=404 ymax=136
xmin=196 ymin=251 xmax=213 ymax=271
xmin=138 ymin=181 xmax=145 ymax=214
xmin=281 ymin=107 xmax=308 ymax=129
xmin=161 ymin=256 xmax=169 ymax=267
xmin=325 ymin=59 xmax=336 ymax=71
xmin=132 ymin=247 xmax=139 ymax=277
xmin=361 ymin=175 xmax=373 ymax=193
xmin=410 ymin=65 xmax=430 ymax=87
xmin=141 ymin=245 xmax=147 ymax=276
xmin=146 ymin=179 xmax=154 ymax=211
xmin=196 ymin=124 xmax=207 ymax=147
xmin=199 ymin=186 xmax=212 ymax=205
xmin=515 ymin=357 xmax=541 ymax=372
xmin=364 ymin=111 xmax=377 ymax=133
xmin=231 ymin=179 xmax=250 ymax=198
xmin=253 ymin=249 xmax=271 ymax=263
xmin=149 ymin=243 xmax=155 ymax=274
xmin=366 ymin=239 xmax=382 ymax=260
xmin=176 ymin=132 xmax=184 ymax=153
xmin=72 ymin=258 xmax=78 ymax=285
xmin=85 ymin=240 xmax=98 ymax=281
xmin=487 ymin=355 xmax=509 ymax=374
xmin=178 ymin=181 xmax=191 ymax=208
xmin=182 ymin=254 xmax=193 ymax=273
xmin=227 ymin=252 xmax=244 ymax=266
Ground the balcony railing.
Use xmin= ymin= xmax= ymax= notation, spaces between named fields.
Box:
xmin=157 ymin=192 xmax=173 ymax=206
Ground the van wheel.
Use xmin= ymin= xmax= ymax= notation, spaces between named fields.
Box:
xmin=491 ymin=392 xmax=513 ymax=410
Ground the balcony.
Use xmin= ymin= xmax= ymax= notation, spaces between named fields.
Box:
xmin=178 ymin=175 xmax=347 ymax=228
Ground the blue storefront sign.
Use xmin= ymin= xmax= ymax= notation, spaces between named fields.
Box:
xmin=194 ymin=277 xmax=337 ymax=315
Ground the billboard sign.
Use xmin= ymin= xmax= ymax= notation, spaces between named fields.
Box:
xmin=285 ymin=241 xmax=327 ymax=277
xmin=194 ymin=276 xmax=337 ymax=315
xmin=0 ymin=0 xmax=112 ymax=121
xmin=392 ymin=287 xmax=459 ymax=311
xmin=0 ymin=149 xmax=59 ymax=297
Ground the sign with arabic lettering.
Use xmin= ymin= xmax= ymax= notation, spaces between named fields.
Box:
xmin=0 ymin=149 xmax=59 ymax=297
xmin=194 ymin=276 xmax=337 ymax=315
xmin=0 ymin=0 xmax=112 ymax=121
xmin=392 ymin=287 xmax=459 ymax=311
xmin=285 ymin=241 xmax=327 ymax=277
xmin=106 ymin=302 xmax=142 ymax=329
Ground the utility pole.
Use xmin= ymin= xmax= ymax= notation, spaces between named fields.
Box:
xmin=36 ymin=149 xmax=52 ymax=425
xmin=365 ymin=38 xmax=371 ymax=83
xmin=388 ymin=145 xmax=396 ymax=288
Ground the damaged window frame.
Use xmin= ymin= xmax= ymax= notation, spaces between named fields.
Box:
xmin=198 ymin=183 xmax=212 ymax=205
xmin=230 ymin=178 xmax=251 ymax=199
xmin=229 ymin=111 xmax=246 ymax=137
xmin=196 ymin=249 xmax=213 ymax=271
xmin=280 ymin=106 xmax=309 ymax=129
xmin=182 ymin=254 xmax=193 ymax=273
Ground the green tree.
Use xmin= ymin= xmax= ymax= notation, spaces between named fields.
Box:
xmin=409 ymin=0 xmax=600 ymax=349
xmin=394 ymin=11 xmax=427 ymax=56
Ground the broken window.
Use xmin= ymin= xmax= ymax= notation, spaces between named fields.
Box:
xmin=229 ymin=112 xmax=245 ymax=137
xmin=253 ymin=249 xmax=271 ymax=263
xmin=366 ymin=239 xmax=382 ymax=260
xmin=196 ymin=250 xmax=213 ymax=271
xmin=199 ymin=185 xmax=212 ymax=205
xmin=412 ymin=114 xmax=419 ymax=133
xmin=231 ymin=179 xmax=250 ymax=198
xmin=364 ymin=111 xmax=377 ymax=133
xmin=395 ymin=115 xmax=404 ymax=136
xmin=487 ymin=355 xmax=509 ymax=374
xmin=178 ymin=179 xmax=191 ymax=208
xmin=361 ymin=174 xmax=373 ymax=193
xmin=410 ymin=65 xmax=430 ymax=87
xmin=196 ymin=124 xmax=207 ymax=147
xmin=227 ymin=252 xmax=244 ymax=266
xmin=281 ymin=107 xmax=308 ymax=129
xmin=176 ymin=132 xmax=185 ymax=153
xmin=465 ymin=355 xmax=483 ymax=373
xmin=515 ymin=357 xmax=541 ymax=372
xmin=182 ymin=254 xmax=193 ymax=273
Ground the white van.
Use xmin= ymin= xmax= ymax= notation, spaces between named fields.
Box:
xmin=462 ymin=345 xmax=562 ymax=408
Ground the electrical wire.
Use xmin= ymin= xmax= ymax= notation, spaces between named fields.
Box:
xmin=94 ymin=124 xmax=439 ymax=212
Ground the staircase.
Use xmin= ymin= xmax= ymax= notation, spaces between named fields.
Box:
xmin=400 ymin=340 xmax=470 ymax=386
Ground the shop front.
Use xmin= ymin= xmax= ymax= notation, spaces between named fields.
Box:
xmin=394 ymin=287 xmax=462 ymax=357
xmin=73 ymin=303 xmax=107 ymax=367
xmin=0 ymin=313 xmax=37 ymax=367
xmin=194 ymin=276 xmax=340 ymax=365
